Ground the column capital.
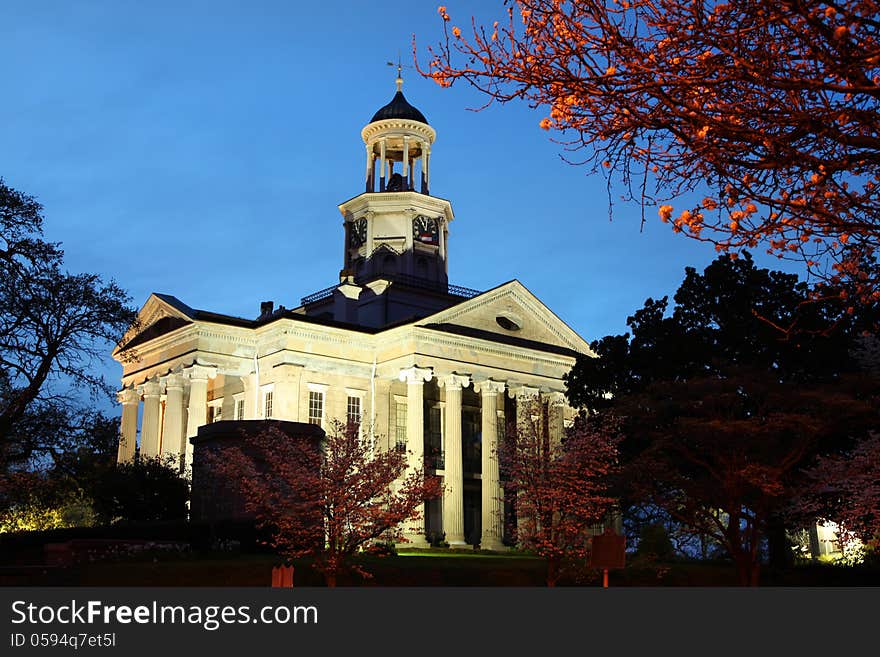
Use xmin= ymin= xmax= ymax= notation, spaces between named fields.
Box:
xmin=398 ymin=366 xmax=433 ymax=385
xmin=544 ymin=390 xmax=567 ymax=406
xmin=508 ymin=384 xmax=540 ymax=399
xmin=474 ymin=379 xmax=506 ymax=395
xmin=437 ymin=373 xmax=471 ymax=390
xmin=183 ymin=364 xmax=217 ymax=381
xmin=137 ymin=380 xmax=163 ymax=397
xmin=117 ymin=387 xmax=139 ymax=405
xmin=161 ymin=373 xmax=186 ymax=391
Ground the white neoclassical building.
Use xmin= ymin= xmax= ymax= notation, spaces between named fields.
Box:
xmin=113 ymin=75 xmax=595 ymax=549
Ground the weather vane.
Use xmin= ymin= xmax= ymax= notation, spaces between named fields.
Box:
xmin=387 ymin=54 xmax=411 ymax=91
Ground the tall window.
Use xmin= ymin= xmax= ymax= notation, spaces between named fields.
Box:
xmin=428 ymin=406 xmax=443 ymax=469
xmin=308 ymin=391 xmax=324 ymax=426
xmin=235 ymin=398 xmax=245 ymax=420
xmin=463 ymin=409 xmax=481 ymax=474
xmin=264 ymin=390 xmax=273 ymax=419
xmin=395 ymin=402 xmax=407 ymax=451
xmin=347 ymin=395 xmax=361 ymax=429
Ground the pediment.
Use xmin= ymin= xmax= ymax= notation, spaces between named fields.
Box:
xmin=114 ymin=294 xmax=194 ymax=356
xmin=417 ymin=280 xmax=595 ymax=356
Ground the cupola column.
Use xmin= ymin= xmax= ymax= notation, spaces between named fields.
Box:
xmin=420 ymin=141 xmax=429 ymax=194
xmin=402 ymin=136 xmax=410 ymax=190
xmin=379 ymin=139 xmax=387 ymax=192
xmin=365 ymin=143 xmax=374 ymax=193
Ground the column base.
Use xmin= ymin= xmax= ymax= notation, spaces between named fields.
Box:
xmin=446 ymin=536 xmax=468 ymax=549
xmin=479 ymin=537 xmax=507 ymax=552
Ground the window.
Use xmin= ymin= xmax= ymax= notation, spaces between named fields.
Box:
xmin=347 ymin=395 xmax=361 ymax=428
xmin=463 ymin=409 xmax=481 ymax=474
xmin=428 ymin=406 xmax=443 ymax=470
xmin=235 ymin=398 xmax=245 ymax=420
xmin=395 ymin=401 xmax=407 ymax=451
xmin=308 ymin=391 xmax=324 ymax=426
xmin=264 ymin=390 xmax=273 ymax=419
xmin=208 ymin=401 xmax=222 ymax=423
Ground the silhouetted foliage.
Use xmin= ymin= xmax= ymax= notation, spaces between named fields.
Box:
xmin=0 ymin=178 xmax=136 ymax=466
xmin=565 ymin=254 xmax=879 ymax=585
xmin=91 ymin=455 xmax=189 ymax=524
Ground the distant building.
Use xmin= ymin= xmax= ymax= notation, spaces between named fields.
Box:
xmin=112 ymin=75 xmax=594 ymax=549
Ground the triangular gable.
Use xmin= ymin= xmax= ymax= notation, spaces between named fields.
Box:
xmin=114 ymin=293 xmax=194 ymax=356
xmin=415 ymin=280 xmax=595 ymax=356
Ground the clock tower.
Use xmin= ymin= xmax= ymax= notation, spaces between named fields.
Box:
xmin=299 ymin=73 xmax=467 ymax=328
xmin=339 ymin=72 xmax=453 ymax=290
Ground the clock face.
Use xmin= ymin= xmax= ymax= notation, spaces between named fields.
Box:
xmin=349 ymin=218 xmax=367 ymax=248
xmin=413 ymin=215 xmax=439 ymax=246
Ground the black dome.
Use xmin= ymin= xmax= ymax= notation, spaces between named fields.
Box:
xmin=369 ymin=90 xmax=429 ymax=125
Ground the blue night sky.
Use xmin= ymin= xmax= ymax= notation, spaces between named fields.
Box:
xmin=3 ymin=1 xmax=805 ymax=406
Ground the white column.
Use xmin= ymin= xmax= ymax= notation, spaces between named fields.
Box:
xmin=420 ymin=140 xmax=428 ymax=193
xmin=424 ymin=145 xmax=431 ymax=191
xmin=379 ymin=139 xmax=387 ymax=191
xmin=546 ymin=391 xmax=566 ymax=447
xmin=138 ymin=380 xmax=163 ymax=458
xmin=184 ymin=365 xmax=215 ymax=471
xmin=365 ymin=143 xmax=373 ymax=191
xmin=477 ymin=380 xmax=506 ymax=551
xmin=398 ymin=366 xmax=433 ymax=547
xmin=511 ymin=384 xmax=540 ymax=548
xmin=440 ymin=373 xmax=471 ymax=547
xmin=402 ymin=136 xmax=410 ymax=187
xmin=513 ymin=385 xmax=541 ymax=430
xmin=161 ymin=374 xmax=186 ymax=466
xmin=117 ymin=387 xmax=139 ymax=463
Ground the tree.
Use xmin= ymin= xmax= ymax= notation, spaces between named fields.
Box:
xmin=0 ymin=178 xmax=136 ymax=460
xmin=421 ymin=2 xmax=880 ymax=302
xmin=611 ymin=370 xmax=876 ymax=585
xmin=0 ymin=406 xmax=119 ymax=528
xmin=800 ymin=431 xmax=880 ymax=552
xmin=565 ymin=253 xmax=879 ymax=584
xmin=90 ymin=455 xmax=190 ymax=524
xmin=207 ymin=421 xmax=442 ymax=587
xmin=501 ymin=402 xmax=618 ymax=586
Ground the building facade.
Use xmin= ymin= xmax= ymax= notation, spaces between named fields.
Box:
xmin=113 ymin=76 xmax=595 ymax=549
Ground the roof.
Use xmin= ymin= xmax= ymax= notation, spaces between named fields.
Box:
xmin=369 ymin=90 xmax=429 ymax=125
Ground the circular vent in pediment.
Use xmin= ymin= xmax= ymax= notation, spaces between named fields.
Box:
xmin=496 ymin=314 xmax=522 ymax=331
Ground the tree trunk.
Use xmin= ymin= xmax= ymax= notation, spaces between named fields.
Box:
xmin=734 ymin=554 xmax=761 ymax=586
xmin=766 ymin=513 xmax=793 ymax=571
xmin=546 ymin=557 xmax=559 ymax=587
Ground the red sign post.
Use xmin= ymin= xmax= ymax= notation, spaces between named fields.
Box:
xmin=589 ymin=528 xmax=626 ymax=588
xmin=271 ymin=564 xmax=294 ymax=587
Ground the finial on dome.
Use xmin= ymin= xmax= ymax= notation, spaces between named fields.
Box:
xmin=388 ymin=57 xmax=404 ymax=92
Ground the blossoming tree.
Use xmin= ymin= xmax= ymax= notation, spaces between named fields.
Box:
xmin=421 ymin=1 xmax=880 ymax=306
